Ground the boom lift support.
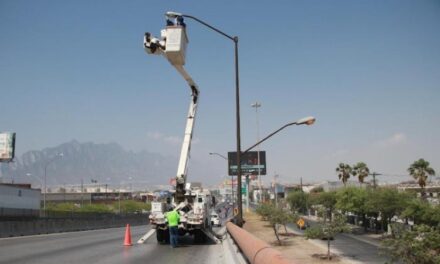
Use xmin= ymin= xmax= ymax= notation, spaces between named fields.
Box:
xmin=143 ymin=18 xmax=199 ymax=203
xmin=143 ymin=15 xmax=219 ymax=245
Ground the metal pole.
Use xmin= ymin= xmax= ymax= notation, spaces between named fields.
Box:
xmin=43 ymin=153 xmax=63 ymax=211
xmin=44 ymin=165 xmax=47 ymax=211
xmin=370 ymin=172 xmax=381 ymax=189
xmin=251 ymin=102 xmax=262 ymax=203
xmin=81 ymin=178 xmax=84 ymax=207
xmin=234 ymin=38 xmax=243 ymax=226
xmin=274 ymin=174 xmax=278 ymax=208
xmin=231 ymin=175 xmax=235 ymax=212
xmin=246 ymin=175 xmax=249 ymax=212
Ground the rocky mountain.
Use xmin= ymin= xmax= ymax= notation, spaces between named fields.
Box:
xmin=0 ymin=140 xmax=177 ymax=189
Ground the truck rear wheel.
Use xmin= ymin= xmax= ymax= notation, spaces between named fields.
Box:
xmin=156 ymin=229 xmax=169 ymax=244
xmin=194 ymin=229 xmax=206 ymax=243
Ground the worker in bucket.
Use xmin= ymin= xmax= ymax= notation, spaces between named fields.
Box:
xmin=166 ymin=209 xmax=180 ymax=248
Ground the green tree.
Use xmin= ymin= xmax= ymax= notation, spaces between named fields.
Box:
xmin=365 ymin=188 xmax=410 ymax=232
xmin=256 ymin=203 xmax=296 ymax=245
xmin=402 ymin=199 xmax=440 ymax=226
xmin=286 ymin=190 xmax=309 ymax=214
xmin=352 ymin=162 xmax=370 ymax=186
xmin=310 ymin=191 xmax=337 ymax=221
xmin=382 ymin=224 xmax=440 ymax=264
xmin=336 ymin=163 xmax=352 ymax=186
xmin=305 ymin=211 xmax=351 ymax=260
xmin=408 ymin=159 xmax=436 ymax=197
xmin=268 ymin=206 xmax=296 ymax=245
xmin=255 ymin=202 xmax=275 ymax=221
xmin=336 ymin=187 xmax=369 ymax=230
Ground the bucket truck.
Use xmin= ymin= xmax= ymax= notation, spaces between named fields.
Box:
xmin=143 ymin=16 xmax=217 ymax=244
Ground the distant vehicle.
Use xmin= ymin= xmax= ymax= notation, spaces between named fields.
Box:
xmin=211 ymin=212 xmax=220 ymax=227
xmin=296 ymin=218 xmax=308 ymax=230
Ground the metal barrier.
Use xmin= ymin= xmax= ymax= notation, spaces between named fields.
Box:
xmin=226 ymin=222 xmax=296 ymax=264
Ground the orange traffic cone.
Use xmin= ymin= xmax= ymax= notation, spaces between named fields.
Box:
xmin=123 ymin=224 xmax=132 ymax=246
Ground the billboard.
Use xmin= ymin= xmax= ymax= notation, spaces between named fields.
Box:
xmin=228 ymin=151 xmax=266 ymax=176
xmin=0 ymin=132 xmax=16 ymax=162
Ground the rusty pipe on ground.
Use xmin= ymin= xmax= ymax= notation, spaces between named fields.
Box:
xmin=226 ymin=222 xmax=296 ymax=264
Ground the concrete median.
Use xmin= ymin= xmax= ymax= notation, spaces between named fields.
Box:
xmin=0 ymin=214 xmax=149 ymax=238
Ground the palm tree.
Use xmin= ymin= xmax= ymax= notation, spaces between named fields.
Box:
xmin=352 ymin=162 xmax=370 ymax=186
xmin=408 ymin=159 xmax=435 ymax=197
xmin=336 ymin=163 xmax=352 ymax=187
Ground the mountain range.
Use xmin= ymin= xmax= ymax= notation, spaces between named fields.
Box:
xmin=0 ymin=140 xmax=177 ymax=190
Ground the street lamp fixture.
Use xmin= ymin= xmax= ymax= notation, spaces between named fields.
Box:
xmin=296 ymin=116 xmax=316 ymax=126
xmin=243 ymin=116 xmax=316 ymax=154
xmin=209 ymin=152 xmax=228 ymax=160
xmin=165 ymin=11 xmax=183 ymax=18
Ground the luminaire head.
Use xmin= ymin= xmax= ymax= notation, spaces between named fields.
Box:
xmin=165 ymin=11 xmax=183 ymax=18
xmin=296 ymin=116 xmax=316 ymax=126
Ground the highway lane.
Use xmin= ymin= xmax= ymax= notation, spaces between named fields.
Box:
xmin=0 ymin=225 xmax=228 ymax=264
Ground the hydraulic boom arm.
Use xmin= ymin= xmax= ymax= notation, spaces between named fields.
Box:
xmin=143 ymin=22 xmax=199 ymax=203
xmin=173 ymin=64 xmax=199 ymax=202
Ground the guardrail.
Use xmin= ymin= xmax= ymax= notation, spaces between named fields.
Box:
xmin=226 ymin=222 xmax=296 ymax=264
xmin=0 ymin=213 xmax=149 ymax=238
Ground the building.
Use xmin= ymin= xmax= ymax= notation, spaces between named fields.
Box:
xmin=0 ymin=183 xmax=41 ymax=217
xmin=397 ymin=182 xmax=440 ymax=205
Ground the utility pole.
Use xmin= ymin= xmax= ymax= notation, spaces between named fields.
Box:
xmin=81 ymin=178 xmax=84 ymax=207
xmin=245 ymin=175 xmax=249 ymax=212
xmin=274 ymin=174 xmax=279 ymax=207
xmin=369 ymin=172 xmax=382 ymax=189
xmin=251 ymin=101 xmax=262 ymax=203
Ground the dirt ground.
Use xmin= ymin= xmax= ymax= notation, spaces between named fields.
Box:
xmin=242 ymin=211 xmax=353 ymax=264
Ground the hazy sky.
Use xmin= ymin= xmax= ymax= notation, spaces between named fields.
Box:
xmin=1 ymin=0 xmax=439 ymax=185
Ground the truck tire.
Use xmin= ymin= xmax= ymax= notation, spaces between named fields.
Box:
xmin=156 ymin=229 xmax=169 ymax=244
xmin=194 ymin=229 xmax=206 ymax=243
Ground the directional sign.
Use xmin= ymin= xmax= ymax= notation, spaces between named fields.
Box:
xmin=228 ymin=151 xmax=266 ymax=175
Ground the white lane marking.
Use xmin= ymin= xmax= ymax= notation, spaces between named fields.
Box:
xmin=137 ymin=229 xmax=156 ymax=244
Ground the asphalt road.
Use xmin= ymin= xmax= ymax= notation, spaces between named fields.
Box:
xmin=0 ymin=225 xmax=228 ymax=264
xmin=288 ymin=221 xmax=391 ymax=264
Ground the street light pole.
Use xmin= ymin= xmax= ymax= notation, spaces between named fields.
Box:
xmin=241 ymin=116 xmax=316 ymax=207
xmin=167 ymin=12 xmax=244 ymax=226
xmin=43 ymin=153 xmax=63 ymax=211
xmin=209 ymin=152 xmax=235 ymax=211
xmin=251 ymin=102 xmax=262 ymax=203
